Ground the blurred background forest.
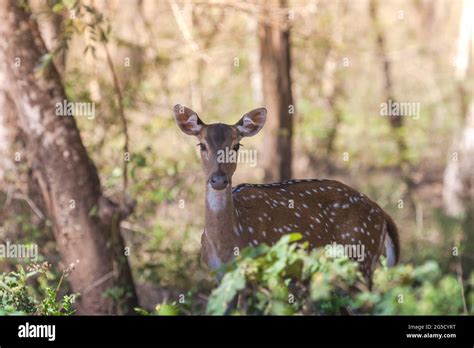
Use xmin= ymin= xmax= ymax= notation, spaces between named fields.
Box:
xmin=0 ymin=0 xmax=473 ymax=315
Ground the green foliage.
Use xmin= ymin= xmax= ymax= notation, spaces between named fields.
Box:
xmin=135 ymin=303 xmax=180 ymax=316
xmin=0 ymin=264 xmax=76 ymax=316
xmin=205 ymin=234 xmax=472 ymax=315
xmin=134 ymin=290 xmax=196 ymax=316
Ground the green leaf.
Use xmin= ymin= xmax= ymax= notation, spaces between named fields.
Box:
xmin=156 ymin=303 xmax=178 ymax=316
xmin=52 ymin=3 xmax=65 ymax=13
xmin=206 ymin=268 xmax=246 ymax=315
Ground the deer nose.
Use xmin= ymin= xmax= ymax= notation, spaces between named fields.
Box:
xmin=210 ymin=172 xmax=229 ymax=190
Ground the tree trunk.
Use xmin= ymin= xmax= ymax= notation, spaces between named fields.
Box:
xmin=369 ymin=0 xmax=407 ymax=158
xmin=369 ymin=0 xmax=415 ymax=211
xmin=29 ymin=0 xmax=66 ymax=74
xmin=0 ymin=1 xmax=138 ymax=314
xmin=258 ymin=0 xmax=294 ymax=182
xmin=443 ymin=0 xmax=474 ymax=309
xmin=443 ymin=101 xmax=474 ymax=301
xmin=320 ymin=2 xmax=347 ymax=172
xmin=0 ymin=91 xmax=18 ymax=181
xmin=322 ymin=50 xmax=344 ymax=172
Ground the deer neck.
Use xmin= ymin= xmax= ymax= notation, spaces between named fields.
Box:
xmin=204 ymin=184 xmax=238 ymax=264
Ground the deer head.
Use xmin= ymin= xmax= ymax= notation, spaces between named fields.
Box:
xmin=173 ymin=104 xmax=267 ymax=190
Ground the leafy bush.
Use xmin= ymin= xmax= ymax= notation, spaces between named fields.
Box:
xmin=0 ymin=263 xmax=76 ymax=315
xmin=205 ymin=234 xmax=472 ymax=315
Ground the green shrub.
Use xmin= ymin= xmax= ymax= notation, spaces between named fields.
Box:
xmin=205 ymin=233 xmax=472 ymax=315
xmin=0 ymin=263 xmax=76 ymax=315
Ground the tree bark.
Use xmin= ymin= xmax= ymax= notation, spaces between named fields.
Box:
xmin=0 ymin=1 xmax=138 ymax=314
xmin=29 ymin=0 xmax=66 ymax=74
xmin=258 ymin=0 xmax=294 ymax=182
xmin=0 ymin=91 xmax=19 ymax=182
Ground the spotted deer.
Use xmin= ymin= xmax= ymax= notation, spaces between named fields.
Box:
xmin=173 ymin=104 xmax=400 ymax=284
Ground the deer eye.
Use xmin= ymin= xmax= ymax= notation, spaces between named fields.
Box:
xmin=233 ymin=143 xmax=242 ymax=151
xmin=197 ymin=143 xmax=207 ymax=151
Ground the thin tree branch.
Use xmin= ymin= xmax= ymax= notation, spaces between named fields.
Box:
xmin=101 ymin=38 xmax=130 ymax=197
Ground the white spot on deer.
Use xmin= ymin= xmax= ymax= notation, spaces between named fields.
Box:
xmin=342 ymin=204 xmax=350 ymax=209
xmin=302 ymin=203 xmax=309 ymax=209
xmin=316 ymin=217 xmax=321 ymax=223
xmin=295 ymin=212 xmax=301 ymax=217
xmin=333 ymin=203 xmax=340 ymax=208
xmin=252 ymin=240 xmax=258 ymax=246
xmin=305 ymin=190 xmax=311 ymax=195
xmin=233 ymin=226 xmax=240 ymax=236
xmin=309 ymin=224 xmax=314 ymax=229
xmin=248 ymin=227 xmax=254 ymax=234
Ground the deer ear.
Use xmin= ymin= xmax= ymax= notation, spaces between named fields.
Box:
xmin=173 ymin=104 xmax=204 ymax=136
xmin=235 ymin=107 xmax=267 ymax=137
